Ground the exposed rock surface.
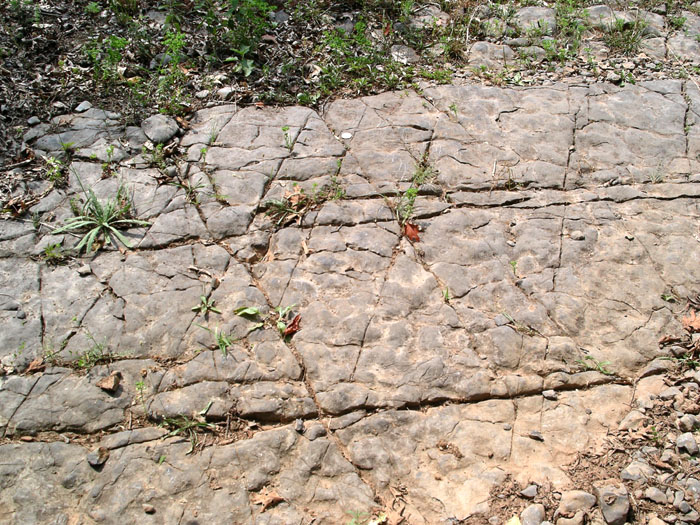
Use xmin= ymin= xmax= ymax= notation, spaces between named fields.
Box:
xmin=2 ymin=78 xmax=700 ymax=523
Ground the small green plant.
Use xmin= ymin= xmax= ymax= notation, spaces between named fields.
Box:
xmin=617 ymin=69 xmax=636 ymax=86
xmin=509 ymin=260 xmax=518 ymax=276
xmin=234 ymin=306 xmax=261 ymax=317
xmin=502 ymin=312 xmax=540 ymax=337
xmin=670 ymin=16 xmax=687 ymax=30
xmin=52 ymin=179 xmax=150 ymax=254
xmin=135 ymin=379 xmax=145 ymax=395
xmin=661 ymin=292 xmax=679 ymax=303
xmin=226 ymin=44 xmax=255 ymax=77
xmin=649 ymin=165 xmax=664 ymax=184
xmin=394 ymin=155 xmax=436 ymax=226
xmin=442 ymin=287 xmax=451 ymax=303
xmin=265 ymin=197 xmax=304 ymax=227
xmin=84 ymin=35 xmax=129 ymax=83
xmin=43 ymin=343 xmax=63 ymax=366
xmin=345 ymin=510 xmax=387 ymax=525
xmin=264 ymin=179 xmax=345 ymax=228
xmin=396 ymin=186 xmax=418 ymax=226
xmin=412 ymin=157 xmax=436 ymax=187
xmin=192 ymin=295 xmax=222 ymax=316
xmin=196 ymin=324 xmax=235 ymax=356
xmin=448 ymin=103 xmax=458 ymax=118
xmin=41 ymin=242 xmax=67 ymax=264
xmin=44 ymin=156 xmax=66 ymax=184
xmin=282 ymin=125 xmax=293 ymax=150
xmin=275 ymin=304 xmax=297 ymax=335
xmin=70 ymin=333 xmax=117 ymax=369
xmin=346 ymin=510 xmax=370 ymax=525
xmin=170 ymin=177 xmax=206 ymax=204
xmin=649 ymin=425 xmax=661 ymax=443
xmin=419 ymin=68 xmax=452 ymax=83
xmin=576 ymin=355 xmax=614 ymax=375
xmin=85 ymin=2 xmax=101 ymax=15
xmin=604 ymin=18 xmax=647 ymax=55
xmin=161 ymin=414 xmax=216 ymax=454
xmin=102 ymin=145 xmax=117 ymax=176
xmin=660 ymin=353 xmax=700 ymax=370
xmin=143 ymin=143 xmax=166 ymax=170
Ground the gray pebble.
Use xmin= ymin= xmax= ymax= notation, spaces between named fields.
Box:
xmin=521 ymin=503 xmax=545 ymax=525
xmin=645 ymin=487 xmax=667 ymax=503
xmin=543 ymin=389 xmax=558 ymax=400
xmin=521 ymin=484 xmax=538 ymax=499
xmin=678 ymin=433 xmax=700 ymax=456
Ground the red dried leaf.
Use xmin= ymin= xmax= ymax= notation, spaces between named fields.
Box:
xmin=283 ymin=314 xmax=301 ymax=336
xmin=383 ymin=22 xmax=392 ymax=36
xmin=254 ymin=102 xmax=266 ymax=109
xmin=404 ymin=222 xmax=420 ymax=242
xmin=682 ymin=310 xmax=700 ymax=333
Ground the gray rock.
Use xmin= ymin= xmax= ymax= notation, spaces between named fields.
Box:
xmin=304 ymin=423 xmax=326 ymax=441
xmin=409 ymin=5 xmax=450 ymax=29
xmin=27 ymin=116 xmax=40 ymax=126
xmin=273 ymin=9 xmax=289 ymax=24
xmin=543 ymin=389 xmax=558 ymax=400
xmin=515 ymin=7 xmax=556 ymax=35
xmin=529 ymin=430 xmax=545 ymax=441
xmin=468 ymin=42 xmax=516 ymax=70
xmin=594 ymin=481 xmax=629 ymax=525
xmin=217 ymin=86 xmax=234 ymax=100
xmin=675 ymin=491 xmax=686 ymax=509
xmin=6 ymin=80 xmax=700 ymax=524
xmin=86 ymin=446 xmax=109 ymax=467
xmin=141 ymin=114 xmax=179 ymax=144
xmin=621 ymin=460 xmax=655 ymax=481
xmin=556 ymin=510 xmax=585 ymax=525
xmin=685 ymin=478 xmax=700 ymax=501
xmin=680 ymin=415 xmax=700 ymax=432
xmin=619 ymin=410 xmax=647 ymax=430
xmin=661 ymin=449 xmax=678 ymax=463
xmin=558 ymin=491 xmax=596 ymax=517
xmin=75 ymin=101 xmax=93 ymax=112
xmin=678 ymin=433 xmax=700 ymax=455
xmin=660 ymin=386 xmax=683 ymax=399
xmin=521 ymin=503 xmax=546 ymax=525
xmin=390 ymin=45 xmax=420 ymax=64
xmin=645 ymin=487 xmax=668 ymax=503
xmin=521 ymin=484 xmax=539 ymax=499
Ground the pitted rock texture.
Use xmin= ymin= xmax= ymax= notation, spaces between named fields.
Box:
xmin=1 ymin=80 xmax=699 ymax=523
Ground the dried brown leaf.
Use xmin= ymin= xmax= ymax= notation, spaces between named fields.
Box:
xmin=682 ymin=310 xmax=700 ymax=333
xmin=25 ymin=358 xmax=45 ymax=374
xmin=404 ymin=222 xmax=420 ymax=242
xmin=283 ymin=314 xmax=301 ymax=337
xmin=251 ymin=488 xmax=284 ymax=512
